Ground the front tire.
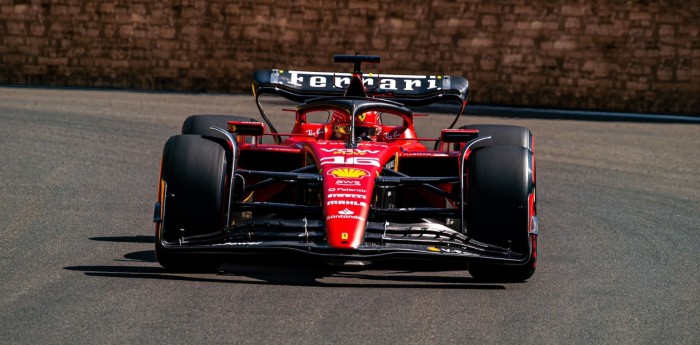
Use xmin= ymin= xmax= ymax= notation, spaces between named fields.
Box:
xmin=466 ymin=145 xmax=536 ymax=282
xmin=457 ymin=124 xmax=533 ymax=151
xmin=155 ymin=134 xmax=228 ymax=272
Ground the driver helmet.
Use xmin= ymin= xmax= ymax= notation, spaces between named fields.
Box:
xmin=332 ymin=111 xmax=382 ymax=141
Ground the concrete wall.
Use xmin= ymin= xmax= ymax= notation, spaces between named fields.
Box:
xmin=1 ymin=0 xmax=698 ymax=114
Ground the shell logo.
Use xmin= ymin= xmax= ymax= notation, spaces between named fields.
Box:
xmin=327 ymin=168 xmax=369 ymax=179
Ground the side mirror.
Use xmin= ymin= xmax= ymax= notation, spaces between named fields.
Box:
xmin=227 ymin=121 xmax=265 ymax=136
xmin=440 ymin=129 xmax=479 ymax=143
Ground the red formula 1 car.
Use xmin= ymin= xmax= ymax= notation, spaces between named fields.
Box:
xmin=154 ymin=54 xmax=538 ymax=282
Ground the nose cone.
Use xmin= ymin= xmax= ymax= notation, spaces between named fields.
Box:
xmin=323 ymin=166 xmax=376 ymax=249
xmin=312 ymin=141 xmax=398 ymax=249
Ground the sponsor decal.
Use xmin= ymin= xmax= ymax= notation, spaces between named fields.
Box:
xmin=425 ymin=246 xmax=473 ymax=255
xmin=439 ymin=248 xmax=466 ymax=254
xmin=334 ymin=187 xmax=366 ymax=193
xmin=319 ymin=141 xmax=345 ymax=145
xmin=215 ymin=242 xmax=263 ymax=246
xmin=248 ymin=146 xmax=302 ymax=153
xmin=335 ymin=180 xmax=361 ymax=186
xmin=400 ymin=152 xmax=451 ymax=157
xmin=305 ymin=129 xmax=322 ymax=137
xmin=385 ymin=130 xmax=403 ymax=139
xmin=327 ymin=200 xmax=367 ymax=207
xmin=320 ymin=156 xmax=380 ymax=167
xmin=338 ymin=208 xmax=354 ymax=215
xmin=327 ymin=193 xmax=366 ymax=199
xmin=320 ymin=148 xmax=380 ymax=155
xmin=281 ymin=71 xmax=443 ymax=91
xmin=327 ymin=168 xmax=369 ymax=179
xmin=327 ymin=215 xmax=366 ymax=221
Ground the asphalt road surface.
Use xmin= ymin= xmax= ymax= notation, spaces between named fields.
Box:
xmin=1 ymin=87 xmax=698 ymax=345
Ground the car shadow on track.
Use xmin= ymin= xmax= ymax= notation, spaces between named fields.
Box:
xmin=216 ymin=257 xmax=507 ymax=289
xmin=65 ymin=235 xmax=509 ymax=289
xmin=90 ymin=235 xmax=155 ymax=243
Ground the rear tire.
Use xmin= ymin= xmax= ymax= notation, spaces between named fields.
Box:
xmin=466 ymin=145 xmax=536 ymax=282
xmin=155 ymin=134 xmax=227 ymax=272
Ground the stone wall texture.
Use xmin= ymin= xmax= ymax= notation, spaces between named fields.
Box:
xmin=1 ymin=0 xmax=698 ymax=114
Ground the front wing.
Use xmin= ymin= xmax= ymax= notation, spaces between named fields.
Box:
xmin=158 ymin=218 xmax=532 ymax=265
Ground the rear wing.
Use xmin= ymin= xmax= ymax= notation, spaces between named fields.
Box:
xmin=252 ymin=69 xmax=468 ymax=107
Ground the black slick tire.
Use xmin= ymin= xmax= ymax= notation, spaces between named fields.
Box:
xmin=155 ymin=134 xmax=227 ymax=272
xmin=457 ymin=124 xmax=533 ymax=151
xmin=466 ymin=145 xmax=536 ymax=282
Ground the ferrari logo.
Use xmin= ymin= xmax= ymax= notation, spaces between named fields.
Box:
xmin=358 ymin=113 xmax=366 ymax=121
xmin=328 ymin=168 xmax=369 ymax=178
xmin=341 ymin=233 xmax=349 ymax=240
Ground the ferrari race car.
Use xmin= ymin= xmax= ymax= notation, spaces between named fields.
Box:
xmin=154 ymin=54 xmax=538 ymax=282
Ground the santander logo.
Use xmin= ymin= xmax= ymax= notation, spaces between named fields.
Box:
xmin=338 ymin=208 xmax=354 ymax=215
